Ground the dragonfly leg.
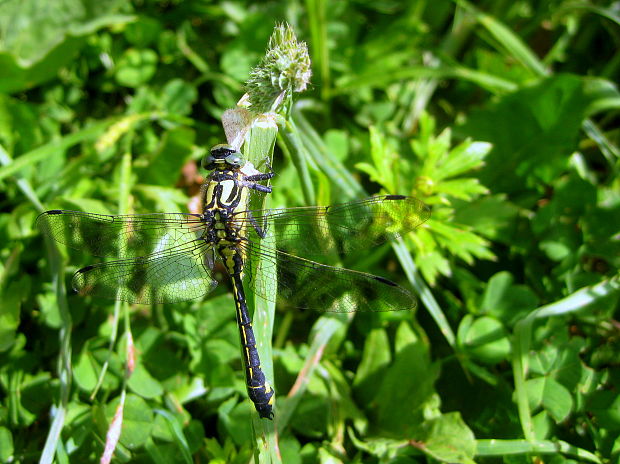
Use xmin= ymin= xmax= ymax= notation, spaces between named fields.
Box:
xmin=245 ymin=211 xmax=268 ymax=238
xmin=244 ymin=159 xmax=275 ymax=182
xmin=242 ymin=163 xmax=273 ymax=193
xmin=244 ymin=171 xmax=274 ymax=182
xmin=244 ymin=182 xmax=272 ymax=193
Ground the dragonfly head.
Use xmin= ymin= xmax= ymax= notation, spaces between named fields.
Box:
xmin=203 ymin=144 xmax=244 ymax=170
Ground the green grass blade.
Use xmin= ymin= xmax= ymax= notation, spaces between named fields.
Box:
xmin=0 ymin=147 xmax=73 ymax=464
xmin=153 ymin=409 xmax=193 ymax=464
xmin=0 ymin=118 xmax=119 ymax=181
xmin=476 ymin=439 xmax=602 ymax=463
xmin=305 ymin=0 xmax=330 ymax=100
xmin=456 ymin=0 xmax=548 ymax=77
xmin=292 ymin=109 xmax=363 ymax=198
xmin=97 ymin=141 xmax=135 ymax=462
xmin=0 ymin=144 xmax=45 ymax=212
xmin=393 ymin=240 xmax=456 ymax=346
xmin=582 ymin=119 xmax=620 ymax=165
xmin=242 ymin=112 xmax=281 ymax=463
xmin=531 ymin=275 xmax=620 ymax=320
xmin=277 ymin=315 xmax=348 ymax=429
xmin=280 ymin=118 xmax=316 ymax=205
xmin=335 ymin=64 xmax=518 ymax=95
xmin=558 ymin=2 xmax=620 ymax=28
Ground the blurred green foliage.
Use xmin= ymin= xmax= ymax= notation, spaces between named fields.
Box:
xmin=1 ymin=0 xmax=619 ymax=463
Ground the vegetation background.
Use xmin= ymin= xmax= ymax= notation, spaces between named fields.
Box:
xmin=1 ymin=0 xmax=619 ymax=463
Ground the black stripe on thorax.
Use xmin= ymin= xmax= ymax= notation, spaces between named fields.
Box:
xmin=215 ymin=170 xmax=245 ymax=210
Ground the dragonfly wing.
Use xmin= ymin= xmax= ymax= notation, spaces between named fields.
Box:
xmin=37 ymin=210 xmax=205 ymax=258
xmin=240 ymin=240 xmax=416 ymax=313
xmin=222 ymin=108 xmax=255 ymax=151
xmin=245 ymin=195 xmax=430 ymax=258
xmin=73 ymin=240 xmax=217 ymax=304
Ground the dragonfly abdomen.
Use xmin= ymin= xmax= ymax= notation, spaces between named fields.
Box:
xmin=230 ymin=272 xmax=275 ymax=419
xmin=210 ymin=172 xmax=275 ymax=419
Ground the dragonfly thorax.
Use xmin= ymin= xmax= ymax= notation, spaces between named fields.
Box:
xmin=202 ymin=144 xmax=244 ymax=171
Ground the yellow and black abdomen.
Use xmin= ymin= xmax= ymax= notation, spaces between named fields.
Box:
xmin=207 ymin=167 xmax=275 ymax=419
xmin=230 ymin=269 xmax=275 ymax=419
xmin=217 ymin=243 xmax=274 ymax=419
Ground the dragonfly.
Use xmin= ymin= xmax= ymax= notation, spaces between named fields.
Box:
xmin=37 ymin=127 xmax=431 ymax=420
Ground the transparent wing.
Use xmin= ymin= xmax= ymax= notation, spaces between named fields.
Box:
xmin=222 ymin=107 xmax=255 ymax=151
xmin=240 ymin=195 xmax=430 ymax=259
xmin=37 ymin=210 xmax=205 ymax=258
xmin=235 ymin=195 xmax=429 ymax=312
xmin=240 ymin=240 xmax=415 ymax=313
xmin=73 ymin=239 xmax=218 ymax=304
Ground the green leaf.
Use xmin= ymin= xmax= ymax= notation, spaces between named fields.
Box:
xmin=115 ymin=48 xmax=158 ymax=87
xmin=74 ymin=347 xmax=100 ymax=392
xmin=462 ymin=74 xmax=598 ymax=193
xmin=541 ymin=377 xmax=573 ymax=423
xmin=532 ymin=410 xmax=551 ymax=440
xmin=435 ymin=178 xmax=488 ymax=200
xmin=37 ymin=291 xmax=62 ymax=329
xmin=0 ymin=0 xmax=133 ymax=92
xmin=323 ymin=129 xmax=349 ymax=162
xmin=140 ymin=127 xmax=195 ymax=186
xmin=128 ymin=363 xmax=164 ymax=399
xmin=525 ymin=377 xmax=545 ymax=411
xmin=0 ymin=117 xmax=118 ymax=181
xmin=416 ymin=247 xmax=451 ymax=286
xmin=452 ymin=195 xmax=519 ymax=241
xmin=0 ymin=278 xmax=27 ymax=351
xmin=159 ymin=79 xmax=198 ymax=116
xmin=0 ymin=95 xmax=44 ymax=155
xmin=367 ymin=125 xmax=397 ymax=192
xmin=374 ymin=322 xmax=438 ymax=436
xmin=532 ymin=175 xmax=597 ymax=234
xmin=0 ymin=427 xmax=13 ymax=462
xmin=430 ymin=220 xmax=495 ymax=264
xmin=414 ymin=412 xmax=476 ymax=464
xmin=106 ymin=393 xmax=154 ymax=450
xmin=480 ymin=272 xmax=539 ymax=324
xmin=217 ymin=400 xmax=252 ymax=448
xmin=525 ymin=376 xmax=573 ymax=423
xmin=587 ymin=390 xmax=620 ymax=431
xmin=435 ymin=140 xmax=491 ymax=180
xmin=473 ymin=48 xmax=537 ymax=85
xmin=353 ymin=328 xmax=391 ymax=406
xmin=220 ymin=47 xmax=258 ymax=82
xmin=480 ymin=272 xmax=513 ymax=311
xmin=279 ymin=434 xmax=303 ymax=464
xmin=458 ymin=315 xmax=511 ymax=364
xmin=539 ymin=241 xmax=571 ymax=261
xmin=124 ymin=16 xmax=162 ymax=48
xmin=152 ymin=409 xmax=193 ymax=464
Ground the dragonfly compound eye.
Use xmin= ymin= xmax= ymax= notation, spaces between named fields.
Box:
xmin=201 ymin=155 xmax=216 ymax=170
xmin=203 ymin=144 xmax=239 ymax=170
xmin=225 ymin=153 xmax=244 ymax=167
